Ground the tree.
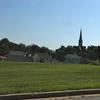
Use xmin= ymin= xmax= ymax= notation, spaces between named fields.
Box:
xmin=0 ymin=44 xmax=9 ymax=55
xmin=26 ymin=44 xmax=40 ymax=56
xmin=40 ymin=47 xmax=52 ymax=54
xmin=65 ymin=45 xmax=76 ymax=54
xmin=0 ymin=38 xmax=10 ymax=55
xmin=97 ymin=46 xmax=100 ymax=62
xmin=54 ymin=45 xmax=66 ymax=61
xmin=0 ymin=38 xmax=10 ymax=45
xmin=18 ymin=43 xmax=26 ymax=51
xmin=86 ymin=46 xmax=98 ymax=60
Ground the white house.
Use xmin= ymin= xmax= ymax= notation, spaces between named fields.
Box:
xmin=33 ymin=53 xmax=52 ymax=63
xmin=64 ymin=54 xmax=82 ymax=64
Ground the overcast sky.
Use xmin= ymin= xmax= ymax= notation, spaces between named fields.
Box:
xmin=0 ymin=0 xmax=100 ymax=49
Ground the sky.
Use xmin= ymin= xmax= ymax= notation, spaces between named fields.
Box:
xmin=0 ymin=0 xmax=100 ymax=50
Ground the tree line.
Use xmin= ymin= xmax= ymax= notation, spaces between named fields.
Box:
xmin=0 ymin=38 xmax=100 ymax=62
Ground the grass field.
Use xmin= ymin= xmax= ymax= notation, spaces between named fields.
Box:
xmin=0 ymin=62 xmax=100 ymax=94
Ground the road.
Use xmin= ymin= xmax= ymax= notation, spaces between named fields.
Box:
xmin=26 ymin=94 xmax=100 ymax=100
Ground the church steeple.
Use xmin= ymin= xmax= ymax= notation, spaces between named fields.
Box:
xmin=78 ymin=29 xmax=83 ymax=50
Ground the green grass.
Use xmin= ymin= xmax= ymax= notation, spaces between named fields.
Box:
xmin=0 ymin=62 xmax=100 ymax=94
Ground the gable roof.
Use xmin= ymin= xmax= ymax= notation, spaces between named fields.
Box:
xmin=8 ymin=51 xmax=26 ymax=56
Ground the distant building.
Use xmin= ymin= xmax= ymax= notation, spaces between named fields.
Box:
xmin=33 ymin=53 xmax=52 ymax=63
xmin=6 ymin=51 xmax=32 ymax=61
xmin=64 ymin=54 xmax=82 ymax=64
xmin=78 ymin=29 xmax=83 ymax=51
xmin=64 ymin=29 xmax=86 ymax=64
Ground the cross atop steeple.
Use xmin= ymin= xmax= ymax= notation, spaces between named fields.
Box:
xmin=78 ymin=29 xmax=83 ymax=50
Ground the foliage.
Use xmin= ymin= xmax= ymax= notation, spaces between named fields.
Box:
xmin=0 ymin=38 xmax=100 ymax=62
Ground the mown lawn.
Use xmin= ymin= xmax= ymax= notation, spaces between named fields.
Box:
xmin=0 ymin=62 xmax=100 ymax=94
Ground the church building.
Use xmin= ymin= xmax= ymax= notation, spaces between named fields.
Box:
xmin=79 ymin=29 xmax=83 ymax=51
xmin=64 ymin=29 xmax=84 ymax=64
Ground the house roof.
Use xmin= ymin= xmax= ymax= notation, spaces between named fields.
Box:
xmin=65 ymin=54 xmax=81 ymax=59
xmin=8 ymin=51 xmax=26 ymax=56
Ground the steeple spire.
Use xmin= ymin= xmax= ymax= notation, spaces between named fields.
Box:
xmin=78 ymin=29 xmax=83 ymax=50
